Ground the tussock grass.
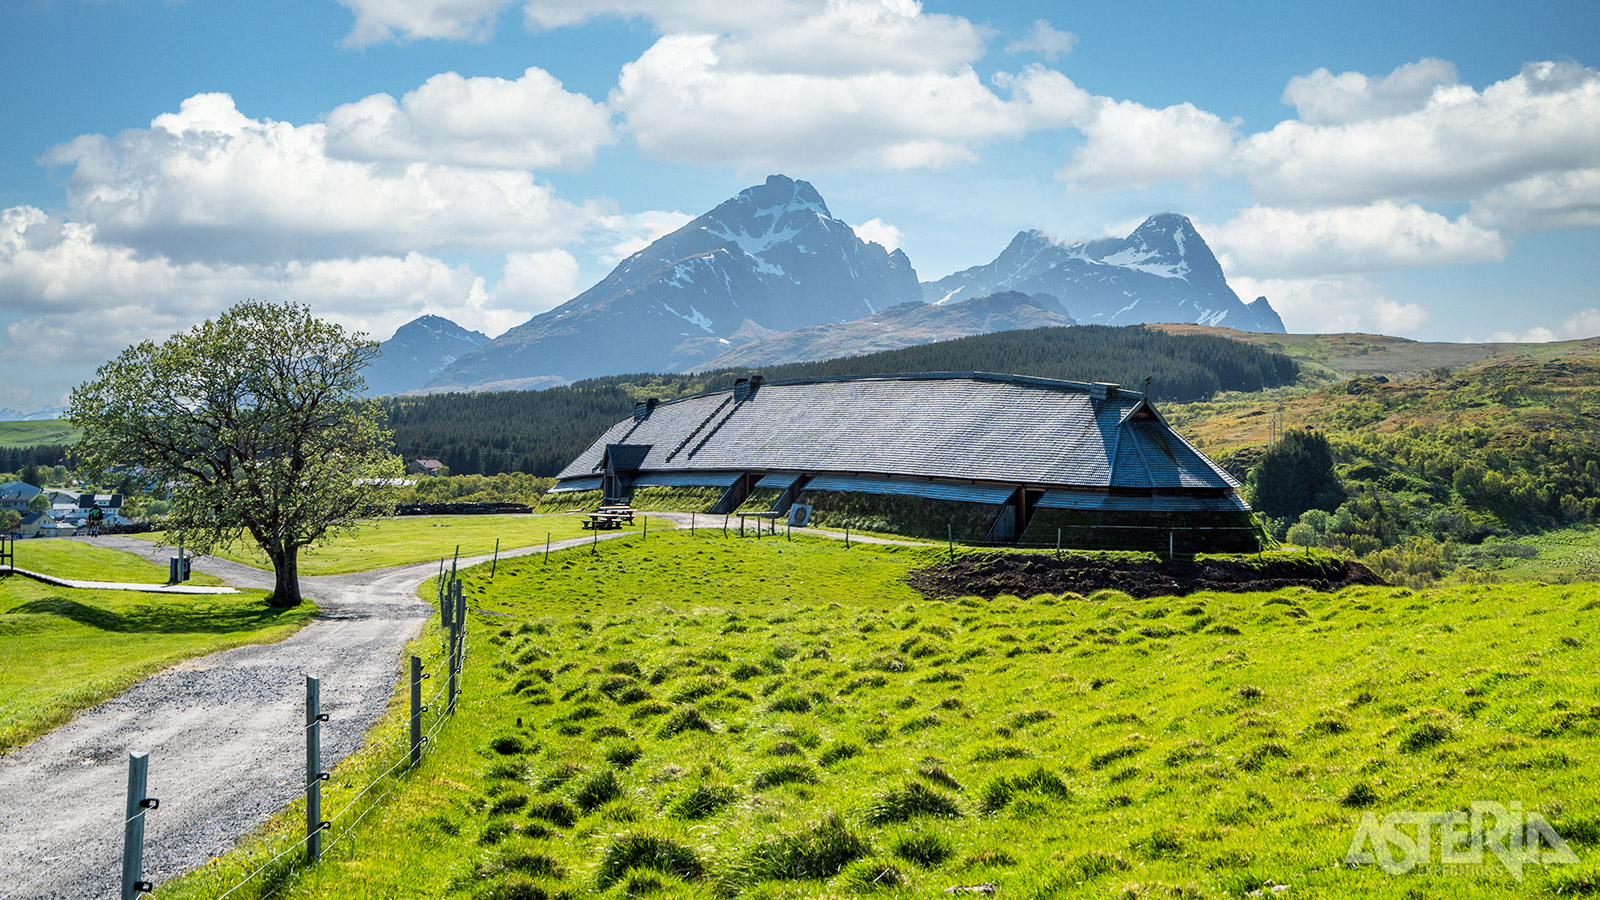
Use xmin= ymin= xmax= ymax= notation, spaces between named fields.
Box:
xmin=152 ymin=531 xmax=1600 ymax=899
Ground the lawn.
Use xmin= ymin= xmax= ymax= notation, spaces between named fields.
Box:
xmin=0 ymin=419 xmax=80 ymax=447
xmin=158 ymin=530 xmax=1600 ymax=899
xmin=0 ymin=576 xmax=313 ymax=752
xmin=6 ymin=537 xmax=225 ymax=586
xmin=1454 ymin=526 xmax=1600 ymax=583
xmin=132 ymin=513 xmax=672 ymax=575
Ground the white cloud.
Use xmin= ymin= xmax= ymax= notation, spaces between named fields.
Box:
xmin=1210 ymin=203 xmax=1507 ymax=278
xmin=593 ymin=209 xmax=694 ymax=264
xmin=1470 ymin=168 xmax=1600 ymax=232
xmin=326 ymin=67 xmax=614 ymax=170
xmin=1490 ymin=308 xmax=1600 ymax=342
xmin=1229 ymin=274 xmax=1429 ymax=335
xmin=853 ymin=217 xmax=902 ymax=250
xmin=1058 ymin=98 xmax=1237 ymax=190
xmin=1281 ymin=57 xmax=1458 ymax=125
xmin=489 ymin=249 xmax=582 ymax=318
xmin=339 ymin=0 xmax=512 ymax=47
xmin=523 ymin=0 xmax=805 ymax=32
xmin=1237 ymin=61 xmax=1600 ymax=210
xmin=42 ymin=93 xmax=597 ymax=264
xmin=0 ymin=205 xmax=530 ymax=406
xmin=1005 ymin=19 xmax=1076 ymax=60
xmin=612 ymin=32 xmax=1087 ymax=170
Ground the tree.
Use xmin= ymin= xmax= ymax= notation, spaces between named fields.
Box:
xmin=1246 ymin=428 xmax=1344 ymax=520
xmin=68 ymin=301 xmax=402 ymax=606
xmin=19 ymin=463 xmax=41 ymax=487
xmin=27 ymin=493 xmax=51 ymax=513
xmin=0 ymin=509 xmax=19 ymax=533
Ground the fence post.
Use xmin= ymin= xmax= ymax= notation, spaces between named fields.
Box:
xmin=691 ymin=512 xmax=695 ymax=535
xmin=948 ymin=523 xmax=954 ymax=559
xmin=592 ymin=528 xmax=598 ymax=554
xmin=545 ymin=533 xmax=550 ymax=562
xmin=409 ymin=655 xmax=424 ymax=767
xmin=306 ymin=675 xmax=327 ymax=864
xmin=1168 ymin=531 xmax=1174 ymax=561
xmin=121 ymin=752 xmax=155 ymax=900
xmin=451 ymin=545 xmax=459 ymax=580
xmin=491 ymin=538 xmax=499 ymax=580
xmin=447 ymin=582 xmax=460 ymax=713
xmin=845 ymin=525 xmax=850 ymax=549
xmin=1056 ymin=528 xmax=1061 ymax=561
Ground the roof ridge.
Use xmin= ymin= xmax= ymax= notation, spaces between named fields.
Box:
xmin=658 ymin=371 xmax=1145 ymax=407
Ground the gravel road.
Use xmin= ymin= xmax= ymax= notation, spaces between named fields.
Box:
xmin=0 ymin=530 xmax=633 ymax=900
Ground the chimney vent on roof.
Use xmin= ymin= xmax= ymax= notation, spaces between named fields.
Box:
xmin=1089 ymin=382 xmax=1119 ymax=401
xmin=633 ymin=398 xmax=660 ymax=421
xmin=734 ymin=375 xmax=764 ymax=402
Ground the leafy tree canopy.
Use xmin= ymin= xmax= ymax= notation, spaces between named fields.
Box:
xmin=1246 ymin=428 xmax=1343 ymax=520
xmin=68 ymin=301 xmax=401 ymax=605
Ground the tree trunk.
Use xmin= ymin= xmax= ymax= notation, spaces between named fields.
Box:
xmin=268 ymin=544 xmax=302 ymax=606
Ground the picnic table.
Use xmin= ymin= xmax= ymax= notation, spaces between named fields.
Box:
xmin=582 ymin=506 xmax=636 ymax=530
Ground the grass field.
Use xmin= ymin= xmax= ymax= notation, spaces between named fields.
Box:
xmin=0 ymin=419 xmax=79 ymax=447
xmin=1454 ymin=526 xmax=1600 ymax=584
xmin=133 ymin=513 xmax=672 ymax=575
xmin=0 ymin=545 xmax=313 ymax=751
xmin=158 ymin=530 xmax=1599 ymax=899
xmin=5 ymin=538 xmax=225 ymax=586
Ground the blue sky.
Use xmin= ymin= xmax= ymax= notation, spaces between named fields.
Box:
xmin=1 ymin=0 xmax=1597 ymax=409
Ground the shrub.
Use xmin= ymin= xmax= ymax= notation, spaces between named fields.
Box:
xmin=865 ymin=781 xmax=962 ymax=824
xmin=595 ymin=834 xmax=704 ymax=888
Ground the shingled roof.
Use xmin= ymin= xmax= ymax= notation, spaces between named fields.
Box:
xmin=555 ymin=373 xmax=1240 ymax=496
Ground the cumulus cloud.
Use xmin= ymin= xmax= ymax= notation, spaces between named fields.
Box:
xmin=1005 ymin=19 xmax=1076 ymax=60
xmin=1229 ymin=273 xmax=1429 ymax=335
xmin=1490 ymin=308 xmax=1600 ymax=342
xmin=488 ymin=249 xmax=582 ymax=318
xmin=326 ymin=67 xmax=614 ymax=170
xmin=593 ymin=209 xmax=694 ymax=264
xmin=1058 ymin=99 xmax=1238 ymax=190
xmin=0 ymin=205 xmax=530 ymax=406
xmin=612 ymin=32 xmax=1087 ymax=170
xmin=1470 ymin=168 xmax=1600 ymax=232
xmin=339 ymin=0 xmax=512 ymax=47
xmin=1281 ymin=57 xmax=1458 ymax=125
xmin=42 ymin=93 xmax=597 ymax=264
xmin=853 ymin=217 xmax=902 ymax=250
xmin=1210 ymin=203 xmax=1507 ymax=278
xmin=1237 ymin=61 xmax=1600 ymax=209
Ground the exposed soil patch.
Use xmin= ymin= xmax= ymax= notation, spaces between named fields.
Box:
xmin=908 ymin=552 xmax=1385 ymax=600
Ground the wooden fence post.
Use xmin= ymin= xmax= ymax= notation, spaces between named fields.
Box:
xmin=490 ymin=538 xmax=499 ymax=580
xmin=306 ymin=675 xmax=327 ymax=864
xmin=545 ymin=533 xmax=550 ymax=562
xmin=447 ymin=581 xmax=461 ymax=713
xmin=409 ymin=655 xmax=424 ymax=767
xmin=121 ymin=752 xmax=155 ymax=900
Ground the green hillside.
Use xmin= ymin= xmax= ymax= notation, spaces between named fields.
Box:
xmin=383 ymin=325 xmax=1299 ymax=476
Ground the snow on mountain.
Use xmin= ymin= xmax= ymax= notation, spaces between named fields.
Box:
xmin=430 ymin=175 xmax=921 ymax=391
xmin=365 ymin=314 xmax=491 ymax=396
xmin=922 ymin=214 xmax=1285 ymax=333
xmin=0 ymin=405 xmax=68 ymax=422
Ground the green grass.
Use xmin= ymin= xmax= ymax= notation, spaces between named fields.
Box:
xmin=157 ymin=531 xmax=1600 ymax=899
xmin=0 ymin=578 xmax=314 ymax=751
xmin=6 ymin=538 xmax=225 ymax=586
xmin=131 ymin=514 xmax=673 ymax=575
xmin=0 ymin=419 xmax=79 ymax=447
xmin=1454 ymin=526 xmax=1600 ymax=583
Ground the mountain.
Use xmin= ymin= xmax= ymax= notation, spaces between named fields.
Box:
xmin=0 ymin=406 xmax=68 ymax=422
xmin=693 ymin=291 xmax=1074 ymax=370
xmin=366 ymin=315 xmax=491 ymax=396
xmin=923 ymin=214 xmax=1286 ymax=333
xmin=429 ymin=175 xmax=921 ymax=391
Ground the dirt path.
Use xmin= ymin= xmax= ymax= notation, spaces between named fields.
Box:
xmin=0 ymin=529 xmax=636 ymax=900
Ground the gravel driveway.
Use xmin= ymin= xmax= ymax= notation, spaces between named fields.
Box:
xmin=0 ymin=530 xmax=632 ymax=900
